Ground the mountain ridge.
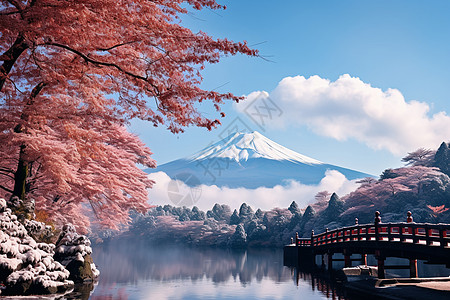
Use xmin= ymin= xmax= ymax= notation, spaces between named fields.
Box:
xmin=147 ymin=131 xmax=373 ymax=188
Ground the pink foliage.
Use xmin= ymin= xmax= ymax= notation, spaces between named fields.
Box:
xmin=427 ymin=205 xmax=449 ymax=215
xmin=343 ymin=166 xmax=444 ymax=214
xmin=311 ymin=191 xmax=331 ymax=213
xmin=0 ymin=0 xmax=257 ymax=232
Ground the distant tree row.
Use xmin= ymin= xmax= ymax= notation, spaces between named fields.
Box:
xmin=124 ymin=142 xmax=450 ymax=247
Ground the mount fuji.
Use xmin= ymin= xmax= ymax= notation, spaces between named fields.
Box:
xmin=147 ymin=131 xmax=372 ymax=188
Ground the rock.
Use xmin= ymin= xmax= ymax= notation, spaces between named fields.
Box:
xmin=4 ymin=280 xmax=31 ymax=295
xmin=65 ymin=254 xmax=96 ymax=283
xmin=54 ymin=224 xmax=100 ymax=283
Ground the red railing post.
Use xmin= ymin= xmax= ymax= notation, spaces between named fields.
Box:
xmin=425 ymin=225 xmax=432 ymax=246
xmin=375 ymin=211 xmax=381 ymax=241
xmin=412 ymin=225 xmax=417 ymax=244
xmin=311 ymin=230 xmax=315 ymax=247
xmin=407 ymin=211 xmax=413 ymax=223
xmin=439 ymin=226 xmax=446 ymax=248
xmin=387 ymin=224 xmax=393 ymax=242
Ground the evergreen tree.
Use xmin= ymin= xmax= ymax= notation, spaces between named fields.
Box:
xmin=288 ymin=201 xmax=301 ymax=215
xmin=434 ymin=142 xmax=450 ymax=176
xmin=238 ymin=203 xmax=254 ymax=223
xmin=255 ymin=208 xmax=264 ymax=220
xmin=228 ymin=224 xmax=247 ymax=248
xmin=191 ymin=206 xmax=205 ymax=221
xmin=380 ymin=168 xmax=400 ymax=180
xmin=207 ymin=203 xmax=232 ymax=222
xmin=229 ymin=209 xmax=240 ymax=225
xmin=323 ymin=193 xmax=344 ymax=221
xmin=299 ymin=205 xmax=315 ymax=234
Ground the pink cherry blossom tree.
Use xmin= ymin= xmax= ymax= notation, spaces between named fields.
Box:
xmin=0 ymin=0 xmax=257 ymax=231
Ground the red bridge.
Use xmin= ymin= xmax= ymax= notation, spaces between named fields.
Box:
xmin=284 ymin=211 xmax=450 ymax=279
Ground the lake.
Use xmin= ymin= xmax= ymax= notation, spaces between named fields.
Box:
xmin=86 ymin=239 xmax=346 ymax=300
xmin=58 ymin=239 xmax=450 ymax=300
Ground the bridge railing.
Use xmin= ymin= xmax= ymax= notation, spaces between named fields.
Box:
xmin=293 ymin=211 xmax=450 ymax=249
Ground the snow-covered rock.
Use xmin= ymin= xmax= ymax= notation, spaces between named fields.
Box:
xmin=0 ymin=199 xmax=76 ymax=296
xmin=54 ymin=224 xmax=100 ymax=282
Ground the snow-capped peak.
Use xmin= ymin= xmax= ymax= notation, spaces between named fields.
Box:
xmin=189 ymin=131 xmax=323 ymax=165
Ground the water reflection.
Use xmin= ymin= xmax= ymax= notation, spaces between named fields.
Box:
xmin=91 ymin=239 xmax=290 ymax=285
xmin=36 ymin=239 xmax=450 ymax=299
xmin=287 ymin=268 xmax=348 ymax=300
xmin=88 ymin=238 xmax=335 ymax=300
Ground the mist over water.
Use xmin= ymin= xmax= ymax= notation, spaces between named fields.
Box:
xmin=88 ymin=239 xmax=336 ymax=300
xmin=84 ymin=239 xmax=450 ymax=300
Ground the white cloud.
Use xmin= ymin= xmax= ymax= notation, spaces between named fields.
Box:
xmin=236 ymin=74 xmax=450 ymax=155
xmin=147 ymin=170 xmax=359 ymax=211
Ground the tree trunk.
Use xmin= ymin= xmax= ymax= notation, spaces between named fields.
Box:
xmin=0 ymin=34 xmax=29 ymax=92
xmin=13 ymin=145 xmax=29 ymax=201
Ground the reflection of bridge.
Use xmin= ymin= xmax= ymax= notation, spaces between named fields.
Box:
xmin=284 ymin=212 xmax=450 ymax=279
xmin=288 ymin=267 xmax=346 ymax=300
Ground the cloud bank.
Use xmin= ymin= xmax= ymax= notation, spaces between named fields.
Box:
xmin=237 ymin=74 xmax=450 ymax=155
xmin=147 ymin=170 xmax=359 ymax=211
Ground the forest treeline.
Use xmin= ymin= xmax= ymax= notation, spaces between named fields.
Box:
xmin=121 ymin=142 xmax=450 ymax=248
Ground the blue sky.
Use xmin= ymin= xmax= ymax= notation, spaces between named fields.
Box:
xmin=130 ymin=0 xmax=450 ymax=177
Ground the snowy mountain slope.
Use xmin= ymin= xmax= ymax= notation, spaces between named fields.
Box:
xmin=189 ymin=131 xmax=322 ymax=164
xmin=147 ymin=131 xmax=372 ymax=188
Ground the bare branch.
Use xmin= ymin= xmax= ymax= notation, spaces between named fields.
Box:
xmin=0 ymin=184 xmax=13 ymax=194
xmin=97 ymin=41 xmax=139 ymax=52
xmin=43 ymin=42 xmax=149 ymax=81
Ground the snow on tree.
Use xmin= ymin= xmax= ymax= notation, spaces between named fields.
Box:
xmin=238 ymin=203 xmax=254 ymax=223
xmin=206 ymin=203 xmax=232 ymax=222
xmin=0 ymin=0 xmax=257 ymax=231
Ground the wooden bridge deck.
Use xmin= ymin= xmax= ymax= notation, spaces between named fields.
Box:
xmin=284 ymin=212 xmax=450 ymax=278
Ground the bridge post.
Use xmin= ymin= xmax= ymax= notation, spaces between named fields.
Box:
xmin=375 ymin=250 xmax=385 ymax=279
xmin=344 ymin=249 xmax=351 ymax=268
xmin=409 ymin=258 xmax=418 ymax=278
xmin=407 ymin=211 xmax=413 ymax=223
xmin=360 ymin=253 xmax=367 ymax=266
xmin=311 ymin=230 xmax=315 ymax=266
xmin=295 ymin=232 xmax=299 ymax=247
xmin=374 ymin=211 xmax=381 ymax=241
xmin=327 ymin=252 xmax=333 ymax=271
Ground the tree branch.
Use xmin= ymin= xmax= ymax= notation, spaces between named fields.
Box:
xmin=0 ymin=9 xmax=21 ymax=16
xmin=0 ymin=34 xmax=29 ymax=92
xmin=0 ymin=171 xmax=15 ymax=180
xmin=97 ymin=41 xmax=139 ymax=52
xmin=43 ymin=42 xmax=149 ymax=81
xmin=6 ymin=0 xmax=24 ymax=12
xmin=0 ymin=184 xmax=13 ymax=194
